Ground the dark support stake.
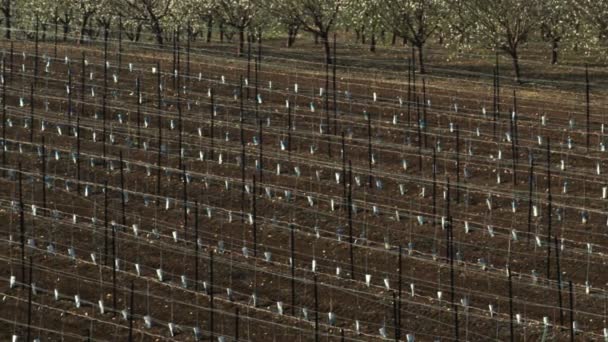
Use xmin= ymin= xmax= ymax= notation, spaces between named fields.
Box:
xmin=546 ymin=138 xmax=552 ymax=279
xmin=527 ymin=153 xmax=534 ymax=243
xmin=119 ymin=151 xmax=126 ymax=227
xmin=569 ymin=280 xmax=574 ymax=341
xmin=508 ymin=267 xmax=514 ymax=342
xmin=26 ymin=256 xmax=33 ymax=342
xmin=209 ymin=249 xmax=214 ymax=340
xmin=209 ymin=88 xmax=215 ymax=160
xmin=252 ymin=175 xmax=257 ymax=257
xmin=585 ymin=64 xmax=590 ymax=151
xmin=290 ymin=223 xmax=296 ymax=316
xmin=314 ymin=273 xmax=319 ymax=342
xmin=555 ymin=236 xmax=564 ymax=327
xmin=104 ymin=181 xmax=109 ymax=265
xmin=156 ymin=62 xmax=162 ymax=204
xmin=41 ymin=137 xmax=46 ymax=209
xmin=348 ymin=160 xmax=354 ymax=280
xmin=128 ymin=281 xmax=134 ymax=342
xmin=19 ymin=162 xmax=25 ymax=286
xmin=29 ymin=83 xmax=34 ymax=143
xmin=194 ymin=202 xmax=199 ymax=291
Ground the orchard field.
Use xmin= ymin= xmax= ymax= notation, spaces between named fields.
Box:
xmin=3 ymin=1 xmax=608 ymax=341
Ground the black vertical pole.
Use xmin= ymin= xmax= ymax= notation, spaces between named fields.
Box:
xmin=325 ymin=31 xmax=331 ymax=158
xmin=456 ymin=125 xmax=460 ymax=203
xmin=29 ymin=83 xmax=34 ymax=143
xmin=555 ymin=236 xmax=564 ymax=327
xmin=290 ymin=222 xmax=296 ymax=316
xmin=34 ymin=16 xmax=39 ymax=86
xmin=332 ymin=33 xmax=337 ymax=135
xmin=112 ymin=190 xmax=117 ymax=315
xmin=209 ymin=88 xmax=214 ymax=160
xmin=527 ymin=153 xmax=534 ymax=242
xmin=508 ymin=267 xmax=514 ymax=342
xmin=102 ymin=25 xmax=108 ymax=164
xmin=128 ymin=281 xmax=134 ymax=342
xmin=136 ymin=77 xmax=141 ymax=148
xmin=348 ymin=160 xmax=354 ymax=280
xmin=26 ymin=256 xmax=33 ymax=342
xmin=182 ymin=165 xmax=188 ymax=237
xmin=450 ymin=215 xmax=459 ymax=342
xmin=314 ymin=273 xmax=319 ymax=342
xmin=569 ymin=280 xmax=574 ymax=341
xmin=393 ymin=291 xmax=398 ymax=341
xmin=235 ymin=307 xmax=239 ymax=341
xmin=120 ymin=151 xmax=126 ymax=227
xmin=41 ymin=137 xmax=46 ymax=209
xmin=585 ymin=64 xmax=590 ymax=151
xmin=194 ymin=202 xmax=199 ymax=291
xmin=422 ymin=77 xmax=427 ymax=148
xmin=209 ymin=249 xmax=214 ymax=340
xmin=367 ymin=111 xmax=373 ymax=188
xmin=118 ymin=17 xmax=123 ymax=71
xmin=546 ymin=138 xmax=552 ymax=279
xmin=342 ymin=132 xmax=346 ymax=206
xmin=496 ymin=53 xmax=501 ymax=140
xmin=104 ymin=181 xmax=109 ymax=265
xmin=1 ymin=58 xmax=5 ymax=176
xmin=252 ymin=174 xmax=257 ymax=257
xmin=68 ymin=66 xmax=73 ymax=134
xmin=74 ymin=120 xmax=80 ymax=192
xmin=432 ymin=148 xmax=437 ymax=242
xmin=18 ymin=162 xmax=25 ymax=286
xmin=287 ymin=99 xmax=292 ymax=161
xmin=53 ymin=7 xmax=58 ymax=58
xmin=397 ymin=245 xmax=402 ymax=340
xmin=156 ymin=62 xmax=162 ymax=204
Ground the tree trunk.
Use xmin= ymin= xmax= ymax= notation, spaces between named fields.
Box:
xmin=510 ymin=49 xmax=521 ymax=83
xmin=551 ymin=38 xmax=559 ymax=64
xmin=370 ymin=33 xmax=376 ymax=52
xmin=287 ymin=26 xmax=298 ymax=48
xmin=219 ymin=21 xmax=224 ymax=43
xmin=3 ymin=1 xmax=10 ymax=39
xmin=152 ymin=23 xmax=163 ymax=46
xmin=238 ymin=27 xmax=245 ymax=57
xmin=206 ymin=17 xmax=213 ymax=43
xmin=391 ymin=32 xmax=397 ymax=46
xmin=79 ymin=16 xmax=89 ymax=44
xmin=63 ymin=21 xmax=69 ymax=41
xmin=417 ymin=44 xmax=425 ymax=74
xmin=322 ymin=33 xmax=332 ymax=65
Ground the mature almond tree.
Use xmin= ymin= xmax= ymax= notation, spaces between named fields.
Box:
xmin=215 ymin=0 xmax=257 ymax=57
xmin=117 ymin=0 xmax=175 ymax=46
xmin=460 ymin=0 xmax=544 ymax=83
xmin=380 ymin=0 xmax=446 ymax=73
xmin=261 ymin=0 xmax=342 ymax=64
